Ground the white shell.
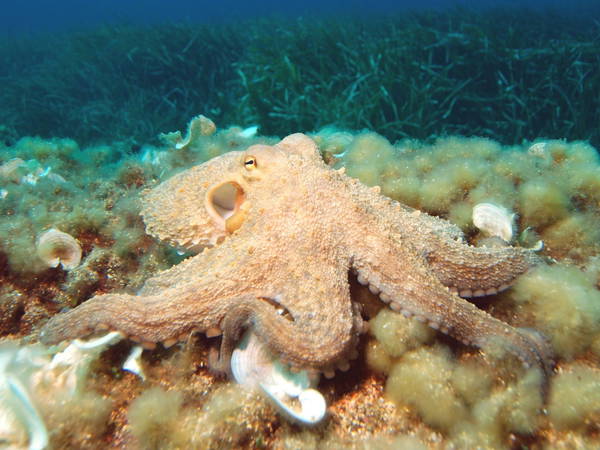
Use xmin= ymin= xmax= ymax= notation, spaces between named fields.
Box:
xmin=0 ymin=343 xmax=48 ymax=450
xmin=472 ymin=202 xmax=516 ymax=242
xmin=37 ymin=228 xmax=82 ymax=270
xmin=231 ymin=330 xmax=326 ymax=425
xmin=175 ymin=114 xmax=216 ymax=149
xmin=238 ymin=125 xmax=259 ymax=138
xmin=1 ymin=333 xmax=126 ymax=450
xmin=123 ymin=345 xmax=146 ymax=380
xmin=527 ymin=142 xmax=548 ymax=157
xmin=0 ymin=158 xmax=25 ymax=182
xmin=44 ymin=331 xmax=124 ymax=393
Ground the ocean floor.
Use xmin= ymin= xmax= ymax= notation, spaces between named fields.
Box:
xmin=1 ymin=117 xmax=599 ymax=449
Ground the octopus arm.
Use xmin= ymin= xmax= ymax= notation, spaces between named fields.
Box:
xmin=214 ymin=262 xmax=361 ymax=375
xmin=39 ymin=237 xmax=272 ymax=346
xmin=424 ymin=238 xmax=542 ymax=296
xmin=351 ymin=243 xmax=553 ymax=393
xmin=137 ymin=251 xmax=212 ymax=296
xmin=40 ymin=292 xmax=169 ymax=346
xmin=39 ymin=270 xmax=248 ymax=347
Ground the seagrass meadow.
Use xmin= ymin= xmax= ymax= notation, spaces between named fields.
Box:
xmin=1 ymin=6 xmax=600 ymax=450
xmin=1 ymin=8 xmax=599 ymax=148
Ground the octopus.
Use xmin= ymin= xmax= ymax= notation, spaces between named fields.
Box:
xmin=40 ymin=133 xmax=553 ymax=389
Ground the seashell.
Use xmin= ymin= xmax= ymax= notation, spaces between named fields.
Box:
xmin=0 ymin=158 xmax=25 ymax=182
xmin=1 ymin=332 xmax=126 ymax=450
xmin=231 ymin=330 xmax=326 ymax=425
xmin=0 ymin=342 xmax=49 ymax=450
xmin=122 ymin=345 xmax=146 ymax=380
xmin=527 ymin=142 xmax=548 ymax=157
xmin=472 ymin=202 xmax=516 ymax=243
xmin=37 ymin=228 xmax=82 ymax=270
xmin=518 ymin=227 xmax=544 ymax=252
xmin=46 ymin=172 xmax=67 ymax=184
xmin=158 ymin=115 xmax=216 ymax=150
xmin=140 ymin=146 xmax=169 ymax=167
xmin=42 ymin=331 xmax=124 ymax=394
xmin=238 ymin=125 xmax=259 ymax=138
xmin=175 ymin=115 xmax=216 ymax=150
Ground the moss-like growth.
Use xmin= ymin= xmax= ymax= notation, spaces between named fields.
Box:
xmin=386 ymin=345 xmax=469 ymax=430
xmin=40 ymin=391 xmax=112 ymax=449
xmin=369 ymin=309 xmax=434 ymax=360
xmin=518 ymin=179 xmax=570 ymax=228
xmin=549 ymin=364 xmax=600 ymax=430
xmin=127 ymin=387 xmax=184 ymax=449
xmin=511 ymin=264 xmax=600 ymax=358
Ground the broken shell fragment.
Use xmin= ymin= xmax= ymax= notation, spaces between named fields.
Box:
xmin=44 ymin=331 xmax=124 ymax=394
xmin=0 ymin=158 xmax=25 ymax=182
xmin=37 ymin=228 xmax=82 ymax=270
xmin=527 ymin=142 xmax=548 ymax=157
xmin=123 ymin=345 xmax=146 ymax=380
xmin=0 ymin=342 xmax=49 ymax=450
xmin=472 ymin=202 xmax=516 ymax=243
xmin=238 ymin=125 xmax=259 ymax=138
xmin=175 ymin=114 xmax=216 ymax=148
xmin=231 ymin=330 xmax=326 ymax=425
xmin=159 ymin=114 xmax=216 ymax=150
xmin=1 ymin=332 xmax=128 ymax=450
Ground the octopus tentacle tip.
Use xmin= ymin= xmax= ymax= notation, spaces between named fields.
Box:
xmin=518 ymin=327 xmax=555 ymax=369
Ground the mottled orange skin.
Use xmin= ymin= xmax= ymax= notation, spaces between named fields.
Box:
xmin=41 ymin=134 xmax=552 ymax=383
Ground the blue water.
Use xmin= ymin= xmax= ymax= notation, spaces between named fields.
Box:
xmin=2 ymin=0 xmax=598 ymax=36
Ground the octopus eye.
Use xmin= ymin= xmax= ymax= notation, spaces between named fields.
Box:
xmin=244 ymin=156 xmax=257 ymax=170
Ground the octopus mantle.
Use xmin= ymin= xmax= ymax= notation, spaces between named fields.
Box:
xmin=41 ymin=134 xmax=553 ymax=384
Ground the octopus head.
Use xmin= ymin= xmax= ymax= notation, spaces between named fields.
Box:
xmin=141 ymin=133 xmax=321 ymax=252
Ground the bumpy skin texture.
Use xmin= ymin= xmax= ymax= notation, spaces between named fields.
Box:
xmin=41 ymin=134 xmax=553 ymax=384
